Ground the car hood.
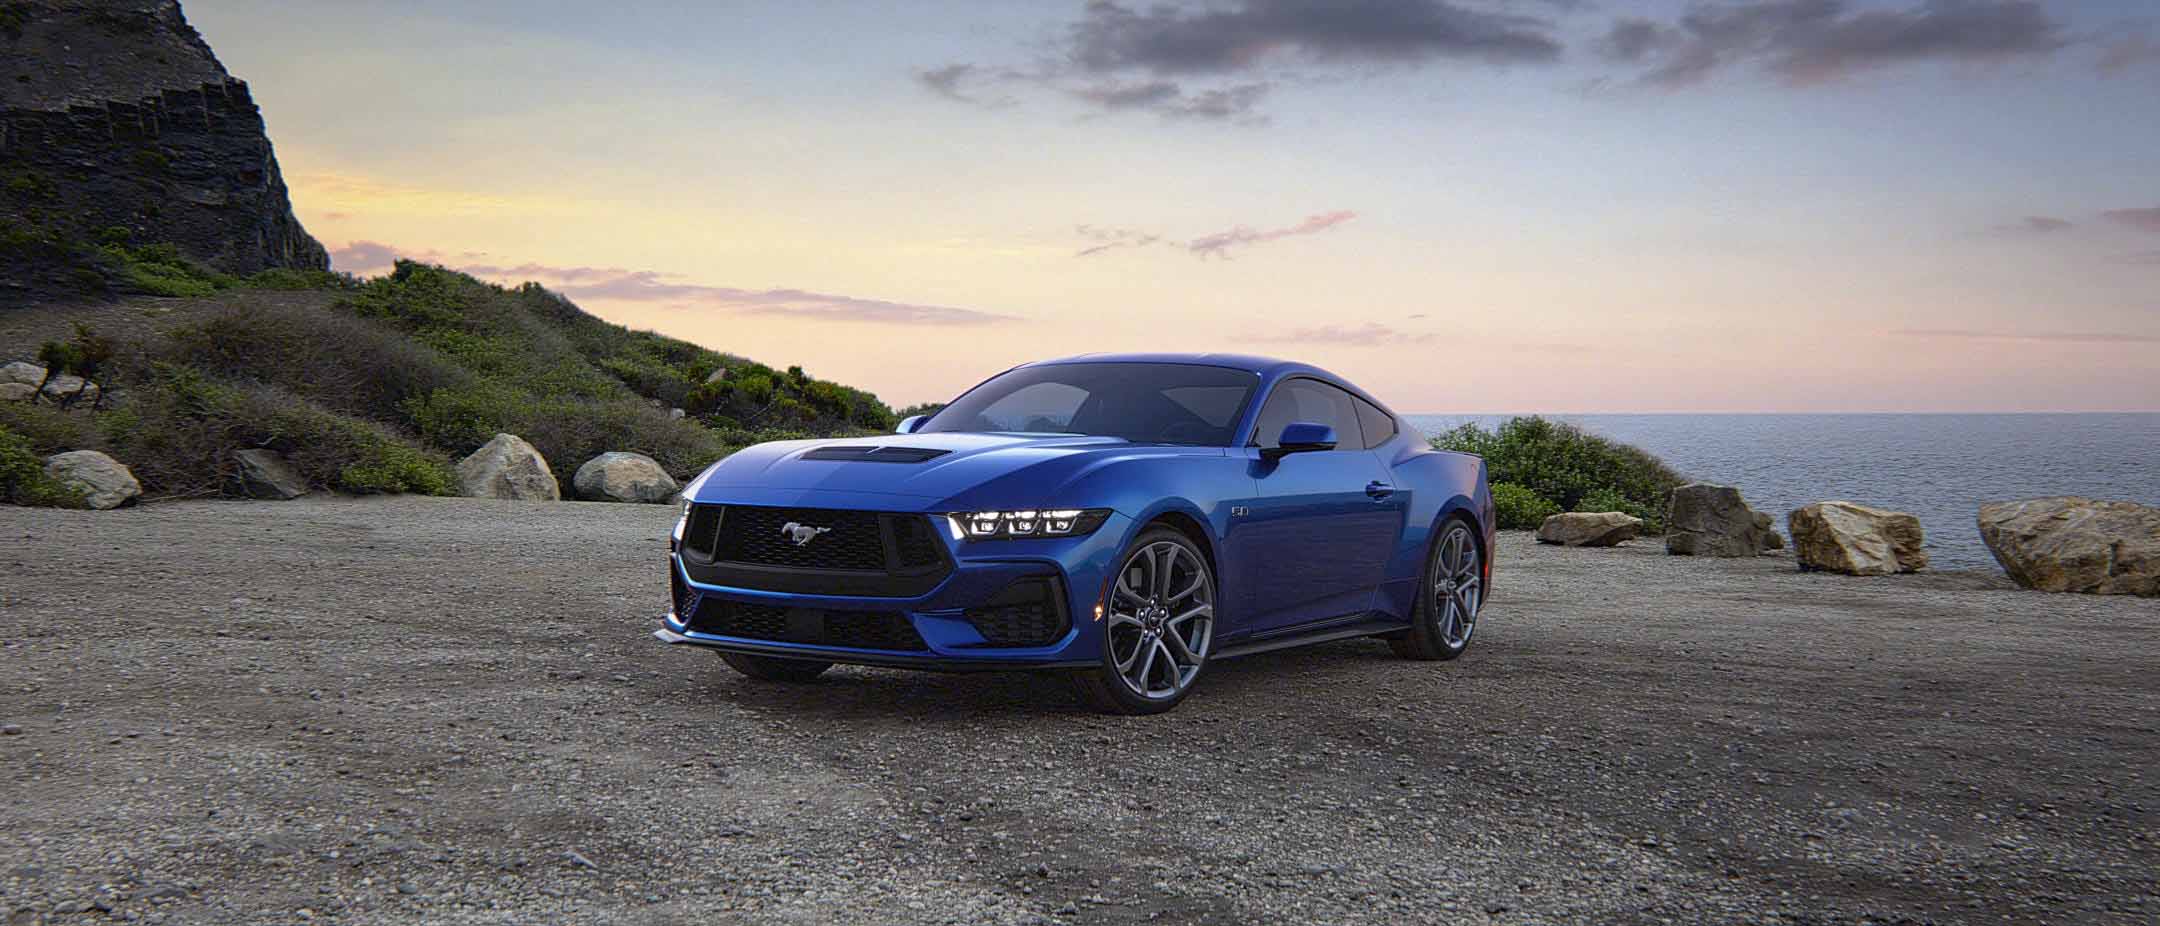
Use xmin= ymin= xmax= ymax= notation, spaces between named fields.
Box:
xmin=693 ymin=432 xmax=1223 ymax=508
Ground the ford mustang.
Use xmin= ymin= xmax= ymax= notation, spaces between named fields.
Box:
xmin=655 ymin=353 xmax=1494 ymax=714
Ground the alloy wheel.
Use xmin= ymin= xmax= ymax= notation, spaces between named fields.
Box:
xmin=1105 ymin=540 xmax=1214 ymax=700
xmin=1431 ymin=522 xmax=1482 ymax=648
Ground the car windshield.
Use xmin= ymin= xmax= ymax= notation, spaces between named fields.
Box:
xmin=921 ymin=362 xmax=1260 ymax=446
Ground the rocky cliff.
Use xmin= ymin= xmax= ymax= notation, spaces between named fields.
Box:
xmin=1 ymin=0 xmax=326 ymax=289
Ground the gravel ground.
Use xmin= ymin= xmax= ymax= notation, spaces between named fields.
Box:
xmin=2 ymin=496 xmax=2156 ymax=925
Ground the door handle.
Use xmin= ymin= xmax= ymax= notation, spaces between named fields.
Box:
xmin=1365 ymin=481 xmax=1394 ymax=499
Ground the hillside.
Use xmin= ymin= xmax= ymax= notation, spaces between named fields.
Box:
xmin=1 ymin=0 xmax=325 ymax=305
xmin=2 ymin=266 xmax=894 ymax=501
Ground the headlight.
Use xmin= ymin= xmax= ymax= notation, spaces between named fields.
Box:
xmin=946 ymin=508 xmax=1111 ymax=540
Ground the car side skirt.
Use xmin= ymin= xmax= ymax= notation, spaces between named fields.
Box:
xmin=1209 ymin=615 xmax=1407 ymax=661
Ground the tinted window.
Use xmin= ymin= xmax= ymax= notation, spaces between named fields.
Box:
xmin=1354 ymin=397 xmax=1397 ymax=450
xmin=1251 ymin=379 xmax=1364 ymax=449
xmin=923 ymin=363 xmax=1260 ymax=446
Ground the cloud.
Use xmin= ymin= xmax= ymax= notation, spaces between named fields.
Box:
xmin=327 ymin=245 xmax=1014 ymax=326
xmin=1189 ymin=209 xmax=1358 ymax=258
xmin=2103 ymin=206 xmax=2160 ymax=234
xmin=2099 ymin=28 xmax=2160 ymax=75
xmin=1240 ymin=322 xmax=1437 ymax=346
xmin=916 ymin=63 xmax=1015 ymax=107
xmin=1071 ymin=79 xmax=1272 ymax=121
xmin=1074 ymin=225 xmax=1162 ymax=257
xmin=1892 ymin=328 xmax=2160 ymax=345
xmin=1066 ymin=0 xmax=1563 ymax=75
xmin=1600 ymin=1 xmax=2069 ymax=88
xmin=925 ymin=0 xmax=1561 ymax=122
xmin=1988 ymin=215 xmax=2072 ymax=235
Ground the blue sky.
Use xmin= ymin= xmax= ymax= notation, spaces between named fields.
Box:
xmin=187 ymin=1 xmax=2159 ymax=411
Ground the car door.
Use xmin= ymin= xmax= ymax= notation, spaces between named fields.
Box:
xmin=1232 ymin=378 xmax=1402 ymax=635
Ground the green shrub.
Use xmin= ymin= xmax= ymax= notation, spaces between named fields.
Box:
xmin=163 ymin=303 xmax=472 ymax=425
xmin=99 ymin=242 xmax=235 ymax=297
xmin=103 ymin=365 xmax=454 ymax=497
xmin=238 ymin=268 xmax=358 ymax=291
xmin=1489 ymin=481 xmax=1561 ymax=530
xmin=0 ymin=425 xmax=87 ymax=507
xmin=1434 ymin=416 xmax=1684 ymax=533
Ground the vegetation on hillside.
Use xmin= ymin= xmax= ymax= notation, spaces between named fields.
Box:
xmin=1432 ymin=416 xmax=1686 ymax=531
xmin=3 ymin=260 xmax=898 ymax=502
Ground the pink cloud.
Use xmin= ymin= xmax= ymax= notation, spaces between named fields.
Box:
xmin=1189 ymin=210 xmax=1358 ymax=259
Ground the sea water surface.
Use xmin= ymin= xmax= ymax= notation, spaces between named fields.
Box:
xmin=1402 ymin=414 xmax=2160 ymax=570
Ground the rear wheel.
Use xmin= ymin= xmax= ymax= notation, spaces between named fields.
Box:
xmin=1389 ymin=517 xmax=1483 ymax=661
xmin=718 ymin=652 xmax=833 ymax=682
xmin=1070 ymin=528 xmax=1216 ymax=715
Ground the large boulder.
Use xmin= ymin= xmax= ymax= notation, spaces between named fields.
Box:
xmin=1664 ymin=484 xmax=1775 ymax=557
xmin=1788 ymin=502 xmax=1927 ymax=575
xmin=43 ymin=451 xmax=141 ymax=510
xmin=39 ymin=374 xmax=100 ymax=405
xmin=228 ymin=448 xmax=309 ymax=500
xmin=456 ymin=433 xmax=560 ymax=501
xmin=1536 ymin=511 xmax=1643 ymax=547
xmin=0 ymin=361 xmax=43 ymax=387
xmin=573 ymin=452 xmax=678 ymax=504
xmin=0 ymin=383 xmax=35 ymax=403
xmin=1978 ymin=498 xmax=2160 ymax=596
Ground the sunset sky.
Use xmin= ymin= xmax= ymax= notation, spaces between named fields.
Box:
xmin=186 ymin=0 xmax=2158 ymax=413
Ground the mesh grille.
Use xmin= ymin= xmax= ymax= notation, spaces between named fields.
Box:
xmin=681 ymin=504 xmax=724 ymax=559
xmin=964 ymin=579 xmax=1069 ymax=647
xmin=891 ymin=515 xmax=944 ymax=570
xmin=670 ymin=564 xmax=698 ymax=619
xmin=687 ymin=597 xmax=928 ymax=651
xmin=715 ymin=506 xmax=888 ymax=571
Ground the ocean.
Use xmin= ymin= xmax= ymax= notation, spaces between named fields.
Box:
xmin=1401 ymin=414 xmax=2160 ymax=570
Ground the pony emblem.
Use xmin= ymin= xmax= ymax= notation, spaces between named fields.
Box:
xmin=779 ymin=521 xmax=832 ymax=547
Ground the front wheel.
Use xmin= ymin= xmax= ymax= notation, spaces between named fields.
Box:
xmin=718 ymin=652 xmax=833 ymax=682
xmin=1070 ymin=527 xmax=1216 ymax=715
xmin=1389 ymin=518 xmax=1483 ymax=661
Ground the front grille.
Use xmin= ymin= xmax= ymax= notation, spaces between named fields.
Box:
xmin=686 ymin=596 xmax=928 ymax=651
xmin=713 ymin=506 xmax=889 ymax=571
xmin=670 ymin=563 xmax=698 ymax=619
xmin=964 ymin=578 xmax=1070 ymax=647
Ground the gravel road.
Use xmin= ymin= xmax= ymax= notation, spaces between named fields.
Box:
xmin=3 ymin=496 xmax=2156 ymax=925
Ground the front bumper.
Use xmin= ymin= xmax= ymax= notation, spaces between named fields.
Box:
xmin=657 ymin=509 xmax=1130 ymax=671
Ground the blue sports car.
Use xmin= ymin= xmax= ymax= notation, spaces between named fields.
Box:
xmin=656 ymin=353 xmax=1494 ymax=714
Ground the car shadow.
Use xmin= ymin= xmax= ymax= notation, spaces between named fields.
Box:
xmin=678 ymin=637 xmax=1407 ymax=723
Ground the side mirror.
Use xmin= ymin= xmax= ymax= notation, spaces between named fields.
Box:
xmin=1261 ymin=421 xmax=1337 ymax=460
xmin=896 ymin=415 xmax=928 ymax=434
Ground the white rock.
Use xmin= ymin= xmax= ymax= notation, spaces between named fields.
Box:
xmin=43 ymin=450 xmax=142 ymax=509
xmin=456 ymin=433 xmax=560 ymax=501
xmin=572 ymin=452 xmax=678 ymax=504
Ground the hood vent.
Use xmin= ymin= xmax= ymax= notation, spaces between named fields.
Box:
xmin=800 ymin=445 xmax=951 ymax=464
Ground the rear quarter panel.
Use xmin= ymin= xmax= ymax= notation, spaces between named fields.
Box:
xmin=1374 ymin=440 xmax=1492 ymax=620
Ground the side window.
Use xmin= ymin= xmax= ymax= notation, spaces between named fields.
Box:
xmin=1250 ymin=379 xmax=1365 ymax=449
xmin=1354 ymin=397 xmax=1397 ymax=450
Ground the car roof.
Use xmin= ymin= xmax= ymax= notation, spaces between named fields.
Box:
xmin=1024 ymin=352 xmax=1314 ymax=377
xmin=1019 ymin=353 xmax=1395 ymax=416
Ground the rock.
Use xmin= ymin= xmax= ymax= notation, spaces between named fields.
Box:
xmin=669 ymin=407 xmax=686 ymax=420
xmin=228 ymin=448 xmax=309 ymax=500
xmin=1535 ymin=511 xmax=1643 ymax=547
xmin=0 ymin=382 xmax=35 ymax=403
xmin=1664 ymin=484 xmax=1775 ymax=557
xmin=455 ymin=434 xmax=560 ymax=501
xmin=43 ymin=450 xmax=142 ymax=509
xmin=1978 ymin=497 xmax=2160 ymax=596
xmin=572 ymin=452 xmax=678 ymax=504
xmin=705 ymin=367 xmax=729 ymax=384
xmin=39 ymin=374 xmax=99 ymax=404
xmin=1788 ymin=502 xmax=1927 ymax=575
xmin=0 ymin=361 xmax=42 ymax=386
xmin=1754 ymin=512 xmax=1785 ymax=551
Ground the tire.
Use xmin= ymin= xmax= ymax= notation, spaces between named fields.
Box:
xmin=1389 ymin=516 xmax=1484 ymax=662
xmin=1070 ymin=527 xmax=1217 ymax=715
xmin=718 ymin=651 xmax=833 ymax=683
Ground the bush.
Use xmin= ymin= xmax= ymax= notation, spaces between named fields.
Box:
xmin=99 ymin=242 xmax=236 ymax=297
xmin=102 ymin=365 xmax=454 ymax=497
xmin=0 ymin=425 xmax=86 ymax=507
xmin=1434 ymin=416 xmax=1684 ymax=532
xmin=1489 ymin=481 xmax=1560 ymax=530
